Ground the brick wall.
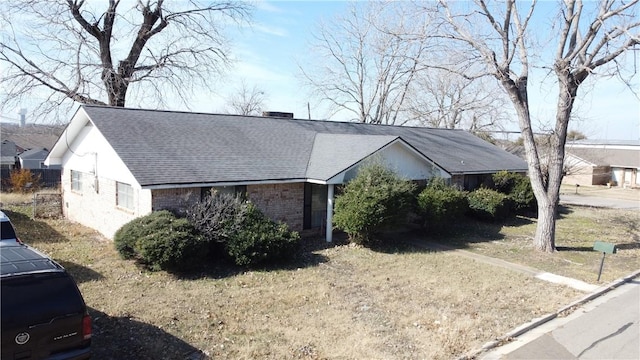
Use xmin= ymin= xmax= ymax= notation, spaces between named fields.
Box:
xmin=247 ymin=183 xmax=304 ymax=231
xmin=151 ymin=187 xmax=201 ymax=214
xmin=64 ymin=180 xmax=306 ymax=239
xmin=152 ymin=183 xmax=305 ymax=230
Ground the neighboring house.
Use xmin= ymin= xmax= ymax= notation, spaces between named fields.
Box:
xmin=1 ymin=140 xmax=19 ymax=170
xmin=18 ymin=148 xmax=57 ymax=169
xmin=45 ymin=105 xmax=528 ymax=241
xmin=0 ymin=123 xmax=65 ymax=152
xmin=564 ymin=140 xmax=640 ymax=188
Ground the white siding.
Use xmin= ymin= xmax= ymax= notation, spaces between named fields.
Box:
xmin=60 ymin=124 xmax=152 ymax=239
xmin=334 ymin=142 xmax=448 ymax=183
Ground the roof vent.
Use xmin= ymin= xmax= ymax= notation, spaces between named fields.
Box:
xmin=262 ymin=111 xmax=294 ymax=118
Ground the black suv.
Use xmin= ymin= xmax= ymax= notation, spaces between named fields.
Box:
xmin=1 ymin=243 xmax=91 ymax=359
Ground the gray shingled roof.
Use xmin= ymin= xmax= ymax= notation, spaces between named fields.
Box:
xmin=79 ymin=105 xmax=527 ymax=187
xmin=568 ymin=148 xmax=640 ymax=168
xmin=306 ymin=134 xmax=400 ymax=181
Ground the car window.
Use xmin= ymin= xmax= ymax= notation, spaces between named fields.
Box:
xmin=1 ymin=273 xmax=84 ymax=327
xmin=1 ymin=221 xmax=17 ymax=240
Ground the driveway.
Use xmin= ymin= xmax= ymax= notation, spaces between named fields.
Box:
xmin=560 ymin=194 xmax=639 ymax=210
xmin=560 ymin=186 xmax=639 ymax=210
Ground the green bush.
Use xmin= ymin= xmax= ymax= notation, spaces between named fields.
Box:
xmin=333 ymin=163 xmax=416 ymax=244
xmin=492 ymin=171 xmax=536 ymax=213
xmin=466 ymin=188 xmax=511 ymax=221
xmin=492 ymin=170 xmax=521 ymax=194
xmin=509 ymin=176 xmax=537 ymax=213
xmin=417 ymin=178 xmax=467 ymax=229
xmin=114 ymin=211 xmax=206 ymax=271
xmin=225 ymin=203 xmax=300 ymax=266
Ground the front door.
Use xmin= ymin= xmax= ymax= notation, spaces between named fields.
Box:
xmin=303 ymin=183 xmax=327 ymax=229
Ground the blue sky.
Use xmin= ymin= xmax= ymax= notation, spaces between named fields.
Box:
xmin=2 ymin=1 xmax=637 ymax=140
xmin=189 ymin=0 xmax=639 ymax=141
xmin=190 ymin=1 xmax=351 ymax=119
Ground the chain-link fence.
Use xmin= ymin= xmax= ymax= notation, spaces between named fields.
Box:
xmin=32 ymin=191 xmax=63 ymax=219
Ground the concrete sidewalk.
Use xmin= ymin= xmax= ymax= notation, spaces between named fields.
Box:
xmin=410 ymin=241 xmax=598 ymax=292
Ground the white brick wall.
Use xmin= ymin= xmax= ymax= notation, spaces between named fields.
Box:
xmin=62 ymin=168 xmax=152 ymax=239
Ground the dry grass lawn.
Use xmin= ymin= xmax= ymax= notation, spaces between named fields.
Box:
xmin=441 ymin=206 xmax=639 ymax=284
xmin=1 ymin=191 xmax=637 ymax=359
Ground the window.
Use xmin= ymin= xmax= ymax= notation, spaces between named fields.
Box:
xmin=212 ymin=185 xmax=247 ymax=198
xmin=116 ymin=182 xmax=134 ymax=210
xmin=71 ymin=171 xmax=82 ymax=192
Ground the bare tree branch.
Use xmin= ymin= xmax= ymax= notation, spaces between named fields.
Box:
xmin=225 ymin=80 xmax=268 ymax=116
xmin=0 ymin=0 xmax=252 ymax=121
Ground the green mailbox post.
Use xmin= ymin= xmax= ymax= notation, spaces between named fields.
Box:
xmin=593 ymin=241 xmax=617 ymax=282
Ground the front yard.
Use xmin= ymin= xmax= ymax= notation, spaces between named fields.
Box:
xmin=2 ymin=194 xmax=638 ymax=359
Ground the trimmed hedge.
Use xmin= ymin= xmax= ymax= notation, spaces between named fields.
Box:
xmin=333 ymin=163 xmax=415 ymax=244
xmin=467 ymin=188 xmax=511 ymax=221
xmin=114 ymin=210 xmax=206 ymax=271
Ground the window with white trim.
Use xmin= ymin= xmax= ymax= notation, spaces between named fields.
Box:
xmin=116 ymin=182 xmax=134 ymax=210
xmin=71 ymin=170 xmax=82 ymax=192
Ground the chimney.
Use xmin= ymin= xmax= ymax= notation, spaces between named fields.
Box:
xmin=262 ymin=111 xmax=294 ymax=118
xmin=18 ymin=108 xmax=27 ymax=127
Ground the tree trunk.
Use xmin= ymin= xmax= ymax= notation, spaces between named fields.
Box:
xmin=534 ymin=196 xmax=556 ymax=252
xmin=501 ymin=76 xmax=558 ymax=253
xmin=533 ymin=70 xmax=579 ymax=252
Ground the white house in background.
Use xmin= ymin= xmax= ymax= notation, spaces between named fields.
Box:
xmin=46 ymin=105 xmax=528 ymax=240
xmin=564 ymin=140 xmax=640 ymax=188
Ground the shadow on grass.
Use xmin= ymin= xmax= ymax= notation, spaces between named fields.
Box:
xmin=90 ymin=308 xmax=207 ymax=360
xmin=2 ymin=209 xmax=68 ymax=244
xmin=615 ymin=242 xmax=640 ymax=251
xmin=557 ymin=204 xmax=574 ymax=218
xmin=367 ymin=215 xmax=538 ymax=254
xmin=556 ymin=246 xmax=594 ymax=252
xmin=57 ymin=260 xmax=104 ymax=283
xmin=173 ymin=240 xmax=331 ymax=280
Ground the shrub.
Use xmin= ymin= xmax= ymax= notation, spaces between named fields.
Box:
xmin=417 ymin=178 xmax=468 ymax=229
xmin=492 ymin=170 xmax=520 ymax=194
xmin=466 ymin=188 xmax=511 ymax=221
xmin=186 ymin=192 xmax=248 ymax=257
xmin=492 ymin=171 xmax=536 ymax=213
xmin=186 ymin=193 xmax=300 ymax=267
xmin=509 ymin=176 xmax=537 ymax=213
xmin=225 ymin=203 xmax=300 ymax=266
xmin=333 ymin=163 xmax=416 ymax=244
xmin=8 ymin=169 xmax=41 ymax=193
xmin=114 ymin=211 xmax=206 ymax=271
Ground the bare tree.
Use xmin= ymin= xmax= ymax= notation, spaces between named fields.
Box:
xmin=409 ymin=69 xmax=510 ymax=131
xmin=0 ymin=0 xmax=252 ymax=121
xmin=436 ymin=0 xmax=639 ymax=251
xmin=225 ymin=80 xmax=268 ymax=116
xmin=300 ymin=2 xmax=431 ymax=125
